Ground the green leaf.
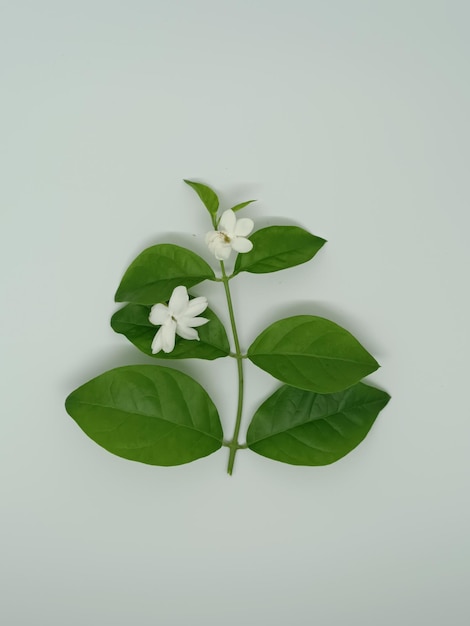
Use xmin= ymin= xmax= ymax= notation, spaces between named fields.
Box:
xmin=229 ymin=200 xmax=256 ymax=213
xmin=184 ymin=179 xmax=219 ymax=217
xmin=115 ymin=244 xmax=215 ymax=304
xmin=247 ymin=382 xmax=390 ymax=465
xmin=111 ymin=303 xmax=230 ymax=360
xmin=65 ymin=365 xmax=223 ymax=466
xmin=248 ymin=315 xmax=379 ymax=393
xmin=234 ymin=225 xmax=326 ymax=275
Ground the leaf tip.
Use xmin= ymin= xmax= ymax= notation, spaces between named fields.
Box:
xmin=64 ymin=391 xmax=76 ymax=417
xmin=114 ymin=289 xmax=124 ymax=303
xmin=110 ymin=308 xmax=121 ymax=332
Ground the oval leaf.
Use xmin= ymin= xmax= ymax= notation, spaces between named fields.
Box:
xmin=247 ymin=383 xmax=390 ymax=465
xmin=184 ymin=179 xmax=219 ymax=217
xmin=111 ymin=303 xmax=230 ymax=360
xmin=233 ymin=225 xmax=326 ymax=275
xmin=248 ymin=315 xmax=379 ymax=393
xmin=247 ymin=382 xmax=390 ymax=465
xmin=65 ymin=365 xmax=223 ymax=465
xmin=115 ymin=244 xmax=215 ymax=304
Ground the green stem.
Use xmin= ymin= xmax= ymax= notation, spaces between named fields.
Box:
xmin=220 ymin=261 xmax=244 ymax=475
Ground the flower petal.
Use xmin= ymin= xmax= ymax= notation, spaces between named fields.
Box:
xmin=218 ymin=209 xmax=236 ymax=235
xmin=176 ymin=324 xmax=200 ymax=341
xmin=168 ymin=285 xmax=189 ymax=316
xmin=207 ymin=233 xmax=224 ymax=257
xmin=231 ymin=236 xmax=253 ymax=253
xmin=149 ymin=303 xmax=169 ymax=326
xmin=179 ymin=315 xmax=209 ymax=328
xmin=234 ymin=217 xmax=254 ymax=237
xmin=161 ymin=319 xmax=177 ymax=353
xmin=205 ymin=231 xmax=218 ymax=245
xmin=185 ymin=296 xmax=208 ymax=317
xmin=151 ymin=327 xmax=164 ymax=354
xmin=215 ymin=242 xmax=232 ymax=260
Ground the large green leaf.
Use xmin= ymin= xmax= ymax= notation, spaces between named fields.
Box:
xmin=184 ymin=180 xmax=219 ymax=218
xmin=233 ymin=226 xmax=326 ymax=275
xmin=65 ymin=365 xmax=223 ymax=466
xmin=115 ymin=244 xmax=215 ymax=304
xmin=248 ymin=315 xmax=379 ymax=393
xmin=247 ymin=382 xmax=390 ymax=465
xmin=111 ymin=303 xmax=230 ymax=360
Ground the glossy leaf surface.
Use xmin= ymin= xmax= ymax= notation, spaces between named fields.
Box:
xmin=65 ymin=365 xmax=223 ymax=465
xmin=115 ymin=244 xmax=215 ymax=304
xmin=247 ymin=382 xmax=390 ymax=465
xmin=111 ymin=303 xmax=230 ymax=360
xmin=248 ymin=315 xmax=379 ymax=393
xmin=234 ymin=225 xmax=326 ymax=274
xmin=184 ymin=179 xmax=219 ymax=217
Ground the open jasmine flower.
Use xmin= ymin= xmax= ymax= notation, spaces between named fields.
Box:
xmin=205 ymin=209 xmax=254 ymax=261
xmin=149 ymin=286 xmax=209 ymax=354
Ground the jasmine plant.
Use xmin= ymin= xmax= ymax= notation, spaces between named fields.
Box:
xmin=65 ymin=180 xmax=390 ymax=475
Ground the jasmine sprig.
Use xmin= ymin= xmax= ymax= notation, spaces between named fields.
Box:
xmin=183 ymin=184 xmax=256 ymax=473
xmin=65 ymin=181 xmax=390 ymax=475
xmin=172 ymin=191 xmax=254 ymax=472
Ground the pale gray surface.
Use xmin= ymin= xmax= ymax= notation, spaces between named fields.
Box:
xmin=1 ymin=1 xmax=469 ymax=625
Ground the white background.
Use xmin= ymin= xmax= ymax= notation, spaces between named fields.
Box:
xmin=1 ymin=1 xmax=469 ymax=624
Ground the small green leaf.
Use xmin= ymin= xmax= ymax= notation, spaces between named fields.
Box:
xmin=115 ymin=244 xmax=215 ymax=304
xmin=184 ymin=180 xmax=219 ymax=217
xmin=247 ymin=382 xmax=390 ymax=465
xmin=65 ymin=365 xmax=223 ymax=466
xmin=248 ymin=315 xmax=379 ymax=393
xmin=111 ymin=303 xmax=230 ymax=360
xmin=229 ymin=200 xmax=256 ymax=213
xmin=234 ymin=225 xmax=326 ymax=275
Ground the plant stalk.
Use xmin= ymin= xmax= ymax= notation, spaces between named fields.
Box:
xmin=220 ymin=261 xmax=244 ymax=475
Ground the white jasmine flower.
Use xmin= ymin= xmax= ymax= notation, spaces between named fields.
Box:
xmin=149 ymin=286 xmax=209 ymax=354
xmin=205 ymin=209 xmax=254 ymax=261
